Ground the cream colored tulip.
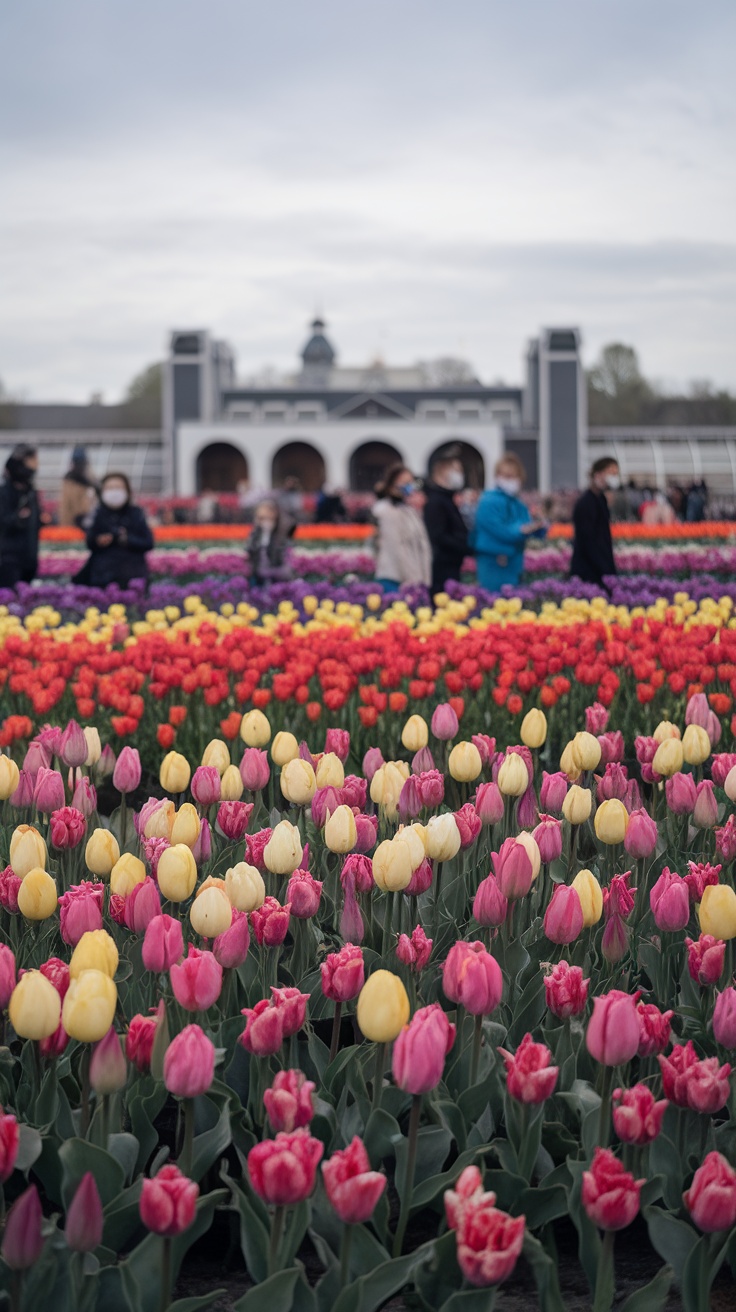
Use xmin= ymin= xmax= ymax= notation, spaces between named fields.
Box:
xmin=653 ymin=720 xmax=681 ymax=745
xmin=571 ymin=731 xmax=601 ymax=773
xmin=201 ymin=738 xmax=231 ymax=775
xmin=264 ymin=820 xmax=303 ymax=875
xmin=271 ymin=732 xmax=299 ymax=766
xmin=497 ymin=754 xmax=529 ymax=797
xmin=220 ymin=764 xmax=245 ymax=800
xmin=652 ymin=738 xmax=685 ymax=778
xmin=225 ymin=862 xmax=266 ymax=912
xmin=0 ymin=756 xmax=20 ymax=800
xmin=372 ymin=838 xmax=413 ymax=892
xmin=170 ymin=802 xmax=201 ymax=848
xmin=240 ymin=709 xmax=271 ymax=747
xmin=520 ymin=709 xmax=547 ymax=749
xmin=83 ymin=727 xmax=102 ymax=767
xmin=110 ymin=853 xmax=146 ymax=898
xmin=401 ymin=714 xmax=429 ymax=752
xmin=316 ymin=753 xmax=345 ymax=789
xmin=157 ymin=844 xmax=198 ymax=902
xmin=572 ymin=868 xmax=603 ymax=926
xmin=84 ymin=827 xmax=119 ymax=877
xmin=281 ymin=758 xmax=317 ymax=805
xmin=143 ymin=799 xmax=175 ymax=840
xmin=516 ymin=830 xmax=542 ymax=880
xmin=424 ymin=813 xmax=462 ymax=861
xmin=448 ymin=741 xmax=483 ymax=783
xmin=10 ymin=825 xmax=48 ymax=878
xmin=682 ymin=724 xmax=710 ymax=767
xmin=562 ymin=785 xmax=592 ymax=826
xmin=190 ymin=885 xmax=233 ymax=937
xmin=324 ymin=804 xmax=358 ymax=854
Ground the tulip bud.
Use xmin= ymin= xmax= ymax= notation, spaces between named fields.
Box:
xmin=0 ymin=756 xmax=20 ymax=800
xmin=431 ymin=703 xmax=459 ymax=740
xmin=240 ymin=709 xmax=271 ymax=747
xmin=473 ymin=874 xmax=508 ymax=927
xmin=699 ymin=884 xmax=736 ymax=940
xmin=190 ymin=885 xmax=233 ymax=938
xmin=492 ymin=837 xmax=533 ymax=900
xmin=9 ymin=970 xmax=61 ymax=1039
xmin=356 ymin=970 xmax=410 ymax=1042
xmin=65 ymin=1172 xmax=104 ymax=1252
xmin=392 ymin=1003 xmax=455 ymax=1095
xmin=271 ymin=732 xmax=300 ymax=766
xmin=540 ymin=771 xmax=569 ymax=813
xmin=90 ymin=1027 xmax=127 ymax=1095
xmin=652 ymin=738 xmax=685 ymax=778
xmin=225 ymin=862 xmax=266 ymax=912
xmin=401 ymin=714 xmax=429 ymax=752
xmin=532 ymin=815 xmax=563 ymax=864
xmin=17 ymin=867 xmax=58 ymax=920
xmin=142 ymin=914 xmax=184 ymax=972
xmin=83 ymin=727 xmax=102 ymax=766
xmin=682 ymin=724 xmax=711 ymax=766
xmin=157 ymin=844 xmax=198 ymax=902
xmin=594 ymin=798 xmax=629 ymax=845
xmin=324 ymin=804 xmax=358 ymax=854
xmin=113 ymin=746 xmax=142 ymax=794
xmin=544 ymin=885 xmax=584 ymax=944
xmin=63 ymin=970 xmax=118 ymax=1043
xmin=280 ymin=758 xmax=317 ymax=805
xmin=497 ymin=753 xmax=529 ymax=797
xmin=240 ymin=748 xmax=270 ymax=791
xmin=1 ymin=1185 xmax=44 ymax=1269
xmin=559 ymin=740 xmax=582 ymax=781
xmin=562 ymin=785 xmax=592 ymax=826
xmin=190 ymin=766 xmax=221 ymax=807
xmin=623 ymin=807 xmax=658 ymax=858
xmin=693 ymin=780 xmax=718 ymax=830
xmin=85 ymin=828 xmax=120 ymax=877
xmin=520 ymin=709 xmax=547 ymax=749
xmin=448 ymin=741 xmax=483 ymax=783
xmin=159 ymin=750 xmax=191 ymax=794
xmin=10 ymin=824 xmax=48 ymax=878
xmin=201 ymin=738 xmax=231 ymax=775
xmin=264 ymin=820 xmax=303 ymax=875
xmin=571 ymin=868 xmax=603 ymax=926
xmin=586 ymin=989 xmax=640 ymax=1065
xmin=110 ymin=852 xmax=146 ymax=898
xmin=475 ymin=781 xmax=504 ymax=824
xmin=219 ymin=764 xmax=244 ymax=800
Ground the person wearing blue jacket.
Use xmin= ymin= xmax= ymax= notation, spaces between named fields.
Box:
xmin=472 ymin=454 xmax=547 ymax=592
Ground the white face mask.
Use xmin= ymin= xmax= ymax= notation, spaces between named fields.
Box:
xmin=445 ymin=469 xmax=465 ymax=491
xmin=497 ymin=476 xmax=521 ymax=496
xmin=605 ymin=474 xmax=621 ymax=491
xmin=102 ymin=488 xmax=127 ymax=509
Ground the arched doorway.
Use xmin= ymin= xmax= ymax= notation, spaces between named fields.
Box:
xmin=196 ymin=442 xmax=249 ymax=492
xmin=349 ymin=440 xmax=404 ymax=492
xmin=427 ymin=440 xmax=485 ymax=490
xmin=271 ymin=441 xmax=326 ymax=493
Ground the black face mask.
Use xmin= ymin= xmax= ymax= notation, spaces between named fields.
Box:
xmin=7 ymin=458 xmax=35 ymax=486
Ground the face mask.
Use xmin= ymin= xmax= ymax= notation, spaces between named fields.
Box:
xmin=446 ymin=469 xmax=465 ymax=491
xmin=605 ymin=474 xmax=621 ymax=491
xmin=497 ymin=477 xmax=521 ymax=496
xmin=398 ymin=482 xmax=416 ymax=497
xmin=102 ymin=488 xmax=128 ymax=509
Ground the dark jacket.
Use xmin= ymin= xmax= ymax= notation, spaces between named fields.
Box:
xmin=570 ymin=489 xmax=616 ymax=587
xmin=0 ymin=478 xmax=40 ymax=586
xmin=84 ymin=502 xmax=153 ymax=588
xmin=423 ymin=482 xmax=469 ymax=593
xmin=247 ymin=527 xmax=292 ymax=585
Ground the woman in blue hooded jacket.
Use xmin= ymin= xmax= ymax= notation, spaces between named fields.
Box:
xmin=472 ymin=454 xmax=547 ymax=592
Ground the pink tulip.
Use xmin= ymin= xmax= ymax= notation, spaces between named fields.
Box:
xmin=89 ymin=1028 xmax=127 ymax=1096
xmin=585 ymin=702 xmax=609 ymax=734
xmin=392 ymin=1003 xmax=455 ymax=1095
xmin=163 ymin=1024 xmax=215 ymax=1097
xmin=492 ymin=837 xmax=533 ymax=900
xmin=586 ymin=990 xmax=640 ymax=1066
xmin=141 ymin=835 xmax=169 ymax=879
xmin=239 ymin=748 xmax=270 ymax=791
xmin=142 ymin=914 xmax=184 ymax=972
xmin=50 ymin=806 xmax=86 ymax=849
xmin=474 ymin=781 xmax=504 ymax=824
xmin=271 ymin=986 xmax=309 ymax=1037
xmin=431 ymin=703 xmax=459 ymax=740
xmin=544 ymin=961 xmax=589 ymax=1019
xmin=397 ymin=775 xmax=423 ymax=821
xmin=248 ymin=1130 xmax=323 ymax=1206
xmin=59 ymin=882 xmax=104 ymax=946
xmin=24 ymin=740 xmax=51 ymax=779
xmin=659 ymin=1041 xmax=731 ymax=1114
xmin=684 ymin=860 xmax=721 ymax=904
xmin=417 ymin=770 xmax=445 ymax=809
xmin=286 ymin=870 xmax=323 ymax=919
xmin=532 ymin=815 xmax=562 ymax=864
xmin=59 ymin=720 xmax=88 ymax=769
xmin=65 ymin=1171 xmax=104 ymax=1252
xmin=712 ymin=753 xmax=736 ymax=787
xmin=406 ymin=857 xmax=433 ymax=896
xmin=0 ymin=945 xmax=16 ymax=1010
xmin=320 ymin=944 xmax=365 ymax=1001
xmin=33 ymin=766 xmax=65 ymax=814
xmin=582 ymin=1149 xmax=643 ymax=1231
xmin=539 ymin=771 xmax=568 ymax=814
xmin=325 ymin=728 xmax=350 ymax=762
xmin=263 ymin=1069 xmax=315 ymax=1133
xmin=322 ymin=1137 xmax=386 ymax=1223
xmin=473 ymin=874 xmax=508 ymax=928
xmin=596 ymin=764 xmax=629 ymax=803
xmin=636 ymin=1002 xmax=673 ymax=1057
xmin=216 ymin=799 xmax=254 ymax=840
xmin=716 ymin=815 xmax=736 ymax=861
xmin=612 ymin=1085 xmax=668 ymax=1146
xmin=140 ymin=1164 xmax=199 ymax=1235
xmin=665 ymin=773 xmax=697 ymax=815
xmin=190 ymin=766 xmax=221 ymax=806
xmin=396 ymin=926 xmax=432 ymax=972
xmin=442 ymin=941 xmax=503 ymax=1016
xmin=411 ymin=745 xmax=436 ymax=774
xmin=126 ymin=1011 xmax=159 ymax=1073
xmin=713 ymin=987 xmax=736 ymax=1048
xmin=544 ymin=885 xmax=584 ymax=944
xmin=250 ymin=896 xmax=291 ymax=947
xmin=353 ymin=812 xmax=378 ymax=852
xmin=454 ymin=803 xmax=482 ymax=849
xmin=598 ymin=731 xmax=624 ymax=765
xmin=623 ymin=808 xmax=658 ymax=858
xmin=684 ymin=1152 xmax=736 ymax=1233
xmin=240 ymin=998 xmax=286 ymax=1055
xmin=113 ymin=746 xmax=142 ymax=794
xmin=472 ymin=733 xmax=496 ymax=766
xmin=341 ymin=775 xmax=367 ymax=809
xmin=124 ymin=877 xmax=162 ymax=933
xmin=10 ymin=770 xmax=34 ymax=809
xmin=212 ymin=910 xmax=251 ymax=968
xmin=1 ymin=1185 xmax=44 ymax=1269
xmin=650 ymin=867 xmax=690 ymax=932
xmin=693 ymin=780 xmax=718 ymax=829
xmin=0 ymin=1107 xmax=19 ymax=1182
xmin=362 ymin=747 xmax=385 ymax=781
xmin=170 ymin=947 xmax=223 ymax=1011
xmin=498 ymin=1032 xmax=558 ymax=1104
xmin=244 ymin=828 xmax=272 ymax=870
xmin=686 ymin=934 xmax=725 ymax=986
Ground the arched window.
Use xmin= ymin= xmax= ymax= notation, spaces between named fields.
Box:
xmin=271 ymin=441 xmax=326 ymax=492
xmin=349 ymin=440 xmax=404 ymax=492
xmin=196 ymin=442 xmax=249 ymax=492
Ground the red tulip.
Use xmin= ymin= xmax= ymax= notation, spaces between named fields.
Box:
xmin=263 ymin=1069 xmax=315 ymax=1133
xmin=140 ymin=1164 xmax=199 ymax=1235
xmin=586 ymin=990 xmax=640 ymax=1066
xmin=321 ymin=944 xmax=365 ymax=1001
xmin=170 ymin=947 xmax=223 ymax=1011
xmin=442 ymin=941 xmax=503 ymax=1016
xmin=543 ymin=885 xmax=583 ymax=944
xmin=248 ymin=1130 xmax=324 ymax=1206
xmin=498 ymin=1032 xmax=558 ymax=1104
xmin=65 ymin=1172 xmax=104 ymax=1252
xmin=163 ymin=1024 xmax=215 ymax=1098
xmin=581 ymin=1148 xmax=643 ymax=1230
xmin=322 ymin=1136 xmax=386 ymax=1223
xmin=612 ymin=1084 xmax=668 ymax=1145
xmin=544 ymin=961 xmax=589 ymax=1019
xmin=684 ymin=1152 xmax=736 ymax=1232
xmin=392 ymin=1003 xmax=455 ymax=1095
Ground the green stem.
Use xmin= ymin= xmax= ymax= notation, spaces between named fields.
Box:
xmin=9 ymin=1271 xmax=23 ymax=1312
xmin=592 ymin=1229 xmax=615 ymax=1312
xmin=329 ymin=1000 xmax=342 ymax=1065
xmin=160 ymin=1234 xmax=173 ymax=1312
xmin=470 ymin=1013 xmax=483 ymax=1086
xmin=80 ymin=1047 xmax=91 ymax=1138
xmin=372 ymin=1042 xmax=386 ymax=1112
xmin=268 ymin=1205 xmax=286 ymax=1277
xmin=339 ymin=1222 xmax=353 ymax=1288
xmin=393 ymin=1093 xmax=421 ymax=1258
xmin=597 ymin=1064 xmax=614 ymax=1149
xmin=180 ymin=1098 xmax=194 ymax=1175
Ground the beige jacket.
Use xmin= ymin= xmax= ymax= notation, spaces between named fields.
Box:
xmin=373 ymin=499 xmax=432 ymax=586
xmin=59 ymin=477 xmax=96 ymax=527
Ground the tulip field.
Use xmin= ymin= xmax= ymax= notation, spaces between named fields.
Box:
xmin=0 ymin=531 xmax=735 ymax=1310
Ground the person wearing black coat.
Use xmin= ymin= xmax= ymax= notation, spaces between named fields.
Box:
xmin=0 ymin=445 xmax=41 ymax=587
xmin=83 ymin=473 xmax=153 ymax=588
xmin=423 ymin=453 xmax=469 ymax=594
xmin=570 ymin=456 xmax=620 ymax=589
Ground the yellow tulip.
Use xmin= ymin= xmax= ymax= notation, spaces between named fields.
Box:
xmin=682 ymin=724 xmax=710 ymax=766
xmin=357 ymin=971 xmax=410 ymax=1042
xmin=424 ymin=813 xmax=462 ymax=861
xmin=225 ymin=862 xmax=266 ymax=912
xmin=9 ymin=971 xmax=61 ymax=1039
xmin=653 ymin=720 xmax=681 ymax=745
xmin=159 ymin=751 xmax=191 ymax=794
xmin=240 ymin=709 xmax=271 ymax=747
xmin=63 ymin=970 xmax=118 ymax=1043
xmin=201 ymin=738 xmax=231 ymax=775
xmin=70 ymin=929 xmax=119 ymax=979
xmin=83 ymin=726 xmax=102 ymax=766
xmin=170 ymin=803 xmax=201 ymax=848
xmin=190 ymin=885 xmax=233 ymax=937
xmin=520 ymin=709 xmax=547 ymax=749
xmin=562 ymin=785 xmax=592 ymax=826
xmin=369 ymin=763 xmax=408 ymax=819
xmin=85 ymin=828 xmax=120 ymax=877
xmin=724 ymin=765 xmax=736 ymax=803
xmin=17 ymin=868 xmax=58 ymax=920
xmin=324 ymin=804 xmax=358 ymax=854
xmin=10 ymin=825 xmax=48 ymax=878
xmin=516 ymin=831 xmax=542 ymax=880
xmin=316 ymin=753 xmax=345 ymax=789
xmin=497 ymin=754 xmax=529 ymax=797
xmin=559 ymin=740 xmax=582 ymax=782
xmin=571 ymin=732 xmax=602 ymax=773
xmin=594 ymin=799 xmax=629 ymax=845
xmin=271 ymin=732 xmax=299 ymax=766
xmin=699 ymin=885 xmax=736 ymax=940
xmin=572 ymin=869 xmax=603 ymax=926
xmin=0 ymin=756 xmax=20 ymax=800
xmin=157 ymin=844 xmax=198 ymax=902
xmin=143 ymin=800 xmax=175 ymax=840
xmin=394 ymin=824 xmax=426 ymax=871
xmin=280 ymin=758 xmax=317 ymax=805
xmin=219 ymin=764 xmax=245 ymax=800
xmin=264 ymin=820 xmax=303 ymax=875
xmin=652 ymin=738 xmax=685 ymax=779
xmin=110 ymin=853 xmax=146 ymax=898
xmin=448 ymin=741 xmax=483 ymax=783
xmin=401 ymin=714 xmax=429 ymax=752
xmin=372 ymin=838 xmax=413 ymax=892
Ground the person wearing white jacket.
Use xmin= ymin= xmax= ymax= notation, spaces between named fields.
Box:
xmin=372 ymin=463 xmax=432 ymax=592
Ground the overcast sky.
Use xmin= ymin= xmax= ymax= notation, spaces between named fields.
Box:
xmin=1 ymin=0 xmax=735 ymax=400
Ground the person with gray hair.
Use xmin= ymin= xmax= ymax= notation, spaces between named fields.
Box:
xmin=0 ymin=444 xmax=41 ymax=586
